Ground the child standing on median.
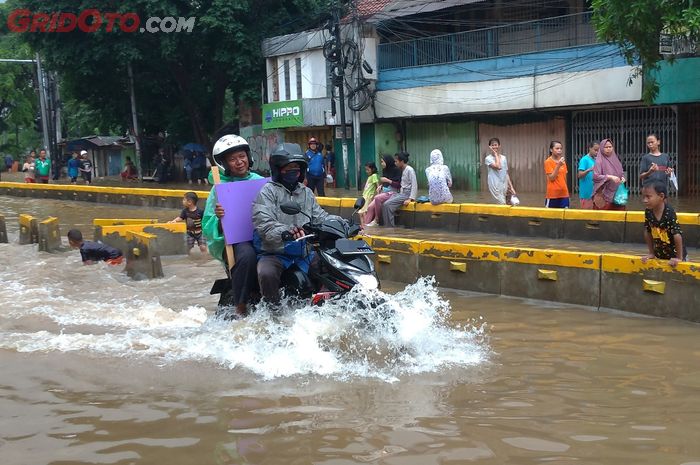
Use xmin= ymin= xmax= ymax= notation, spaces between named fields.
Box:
xmin=169 ymin=191 xmax=207 ymax=253
xmin=641 ymin=180 xmax=687 ymax=267
xmin=67 ymin=229 xmax=124 ymax=265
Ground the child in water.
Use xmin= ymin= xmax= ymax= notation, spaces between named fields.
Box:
xmin=641 ymin=180 xmax=687 ymax=267
xmin=67 ymin=229 xmax=124 ymax=265
xmin=169 ymin=191 xmax=207 ymax=253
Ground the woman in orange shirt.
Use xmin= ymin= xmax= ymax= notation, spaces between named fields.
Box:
xmin=544 ymin=140 xmax=569 ymax=208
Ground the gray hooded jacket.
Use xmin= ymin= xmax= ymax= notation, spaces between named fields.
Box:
xmin=252 ymin=180 xmax=342 ymax=254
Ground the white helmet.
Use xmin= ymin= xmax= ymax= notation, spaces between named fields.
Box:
xmin=211 ymin=134 xmax=251 ymax=171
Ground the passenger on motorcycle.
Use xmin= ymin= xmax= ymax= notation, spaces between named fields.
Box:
xmin=202 ymin=134 xmax=264 ymax=319
xmin=252 ymin=143 xmax=345 ymax=304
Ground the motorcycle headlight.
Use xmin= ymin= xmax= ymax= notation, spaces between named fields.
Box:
xmin=351 ymin=273 xmax=379 ymax=290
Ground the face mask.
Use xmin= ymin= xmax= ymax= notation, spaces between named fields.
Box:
xmin=281 ymin=169 xmax=300 ymax=184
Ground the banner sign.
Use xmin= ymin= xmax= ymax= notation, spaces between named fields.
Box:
xmin=215 ymin=178 xmax=270 ymax=244
xmin=262 ymin=100 xmax=303 ymax=129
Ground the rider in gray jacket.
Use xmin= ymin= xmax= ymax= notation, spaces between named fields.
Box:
xmin=252 ymin=143 xmax=342 ymax=303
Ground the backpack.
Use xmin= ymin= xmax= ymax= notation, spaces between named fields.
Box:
xmin=308 ymin=153 xmax=325 ymax=176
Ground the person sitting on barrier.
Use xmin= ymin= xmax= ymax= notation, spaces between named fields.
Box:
xmin=67 ymin=229 xmax=124 ymax=265
xmin=364 ymin=154 xmax=402 ymax=227
xmin=252 ymin=143 xmax=344 ymax=304
xmin=425 ymin=148 xmax=453 ymax=205
xmin=121 ymin=156 xmax=138 ymax=181
xmin=641 ymin=180 xmax=687 ymax=267
xmin=380 ymin=151 xmax=417 ymax=227
xmin=202 ymin=134 xmax=264 ymax=319
xmin=169 ymin=191 xmax=207 ymax=254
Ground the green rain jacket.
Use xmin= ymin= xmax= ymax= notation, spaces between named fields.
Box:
xmin=202 ymin=170 xmax=264 ymax=265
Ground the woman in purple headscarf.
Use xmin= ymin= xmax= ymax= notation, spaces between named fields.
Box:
xmin=592 ymin=139 xmax=626 ymax=210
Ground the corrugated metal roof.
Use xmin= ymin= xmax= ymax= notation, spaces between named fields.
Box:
xmin=360 ymin=0 xmax=487 ymax=23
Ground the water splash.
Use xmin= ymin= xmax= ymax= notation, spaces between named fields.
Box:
xmin=0 ymin=242 xmax=488 ymax=381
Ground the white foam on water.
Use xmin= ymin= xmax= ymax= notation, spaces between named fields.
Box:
xmin=1 ymin=258 xmax=488 ymax=380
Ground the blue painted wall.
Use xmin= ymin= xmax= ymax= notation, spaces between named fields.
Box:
xmin=377 ymin=44 xmax=627 ymax=91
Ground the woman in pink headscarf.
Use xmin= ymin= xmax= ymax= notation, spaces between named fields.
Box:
xmin=592 ymin=139 xmax=626 ymax=210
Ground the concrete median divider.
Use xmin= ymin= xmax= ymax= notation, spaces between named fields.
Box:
xmin=38 ymin=217 xmax=62 ymax=252
xmin=499 ymin=247 xmax=601 ymax=307
xmin=317 ymin=197 xmax=342 ymax=216
xmin=418 ymin=241 xmax=504 ymax=295
xmin=563 ymin=209 xmax=626 ymax=243
xmin=363 ymin=234 xmax=698 ymax=321
xmin=506 ymin=207 xmax=565 ymax=239
xmin=0 ymin=214 xmax=7 ymax=243
xmin=19 ymin=214 xmax=38 ymax=245
xmin=0 ymin=182 xmax=194 ymax=209
xmin=364 ymin=235 xmax=423 ymax=284
xmin=624 ymin=211 xmax=700 ymax=248
xmin=458 ymin=204 xmax=511 ymax=234
xmin=600 ymin=254 xmax=700 ymax=321
xmin=124 ymin=230 xmax=164 ymax=280
xmin=338 ymin=197 xmax=358 ymax=219
xmin=95 ymin=221 xmax=187 ymax=256
xmin=94 ymin=218 xmax=160 ymax=227
xmin=414 ymin=203 xmax=460 ymax=232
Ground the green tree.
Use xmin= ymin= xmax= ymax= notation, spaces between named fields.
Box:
xmin=0 ymin=10 xmax=40 ymax=157
xmin=7 ymin=0 xmax=327 ymax=145
xmin=592 ymin=0 xmax=700 ymax=101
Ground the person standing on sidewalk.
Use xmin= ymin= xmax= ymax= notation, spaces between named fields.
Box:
xmin=35 ymin=149 xmax=51 ymax=184
xmin=577 ymin=141 xmax=599 ymax=209
xmin=305 ymin=137 xmax=326 ymax=196
xmin=79 ymin=150 xmax=93 ymax=184
xmin=544 ymin=141 xmax=569 ymax=208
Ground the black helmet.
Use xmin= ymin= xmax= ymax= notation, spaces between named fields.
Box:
xmin=270 ymin=143 xmax=307 ymax=184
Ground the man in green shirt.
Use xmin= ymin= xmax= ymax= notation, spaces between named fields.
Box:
xmin=35 ymin=149 xmax=51 ymax=183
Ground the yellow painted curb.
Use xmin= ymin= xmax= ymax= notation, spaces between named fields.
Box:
xmin=94 ymin=218 xmax=159 ymax=226
xmin=564 ymin=209 xmax=626 ymax=222
xmin=601 ymin=253 xmax=700 ymax=278
xmin=508 ymin=206 xmax=565 ymax=220
xmin=415 ymin=203 xmax=461 ymax=214
xmin=101 ymin=223 xmax=186 ymax=236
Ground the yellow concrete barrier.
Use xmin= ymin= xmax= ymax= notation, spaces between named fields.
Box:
xmin=19 ymin=214 xmax=38 ymax=245
xmin=93 ymin=218 xmax=159 ymax=226
xmin=38 ymin=217 xmax=62 ymax=252
xmin=0 ymin=213 xmax=7 ymax=243
xmin=124 ymin=230 xmax=163 ymax=280
xmin=96 ymin=222 xmax=186 ymax=255
xmin=600 ymin=254 xmax=700 ymax=320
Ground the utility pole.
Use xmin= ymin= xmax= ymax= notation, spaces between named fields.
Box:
xmin=35 ymin=53 xmax=50 ymax=155
xmin=127 ymin=62 xmax=143 ymax=181
xmin=332 ymin=4 xmax=350 ymax=190
xmin=351 ymin=1 xmax=362 ymax=191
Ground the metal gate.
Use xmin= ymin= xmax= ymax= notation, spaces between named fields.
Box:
xmin=571 ymin=106 xmax=678 ymax=196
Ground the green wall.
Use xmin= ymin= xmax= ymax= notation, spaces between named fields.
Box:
xmin=653 ymin=57 xmax=700 ymax=104
xmin=405 ymin=121 xmax=479 ymax=191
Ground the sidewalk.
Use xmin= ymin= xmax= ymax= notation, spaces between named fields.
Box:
xmin=4 ymin=171 xmax=697 ymax=213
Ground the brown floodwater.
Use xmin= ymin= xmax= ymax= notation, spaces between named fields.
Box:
xmin=2 ymin=195 xmax=700 ymax=465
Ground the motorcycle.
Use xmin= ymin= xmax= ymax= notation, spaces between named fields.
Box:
xmin=211 ymin=197 xmax=380 ymax=315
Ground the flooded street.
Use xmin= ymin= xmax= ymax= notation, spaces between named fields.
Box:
xmin=2 ymin=196 xmax=700 ymax=464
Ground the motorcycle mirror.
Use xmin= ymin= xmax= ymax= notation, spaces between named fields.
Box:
xmin=353 ymin=197 xmax=365 ymax=210
xmin=280 ymin=201 xmax=302 ymax=216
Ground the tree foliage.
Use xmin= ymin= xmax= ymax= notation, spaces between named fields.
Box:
xmin=6 ymin=0 xmax=328 ymax=145
xmin=592 ymin=0 xmax=700 ymax=102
